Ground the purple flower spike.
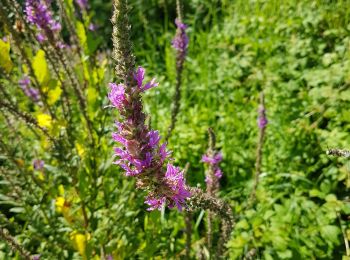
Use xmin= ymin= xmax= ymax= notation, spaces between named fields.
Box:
xmin=258 ymin=105 xmax=268 ymax=129
xmin=25 ymin=0 xmax=61 ymax=41
xmin=172 ymin=18 xmax=189 ymax=54
xmin=202 ymin=151 xmax=223 ymax=191
xmin=109 ymin=66 xmax=191 ymax=211
xmin=19 ymin=76 xmax=40 ymax=102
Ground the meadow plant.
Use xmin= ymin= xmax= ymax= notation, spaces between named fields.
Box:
xmin=165 ymin=0 xmax=189 ymax=141
xmin=250 ymin=92 xmax=268 ymax=203
xmin=202 ymin=128 xmax=224 ymax=254
xmin=110 ymin=1 xmax=233 ymax=251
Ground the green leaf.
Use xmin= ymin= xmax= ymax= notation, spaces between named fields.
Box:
xmin=32 ymin=49 xmax=50 ymax=85
xmin=76 ymin=21 xmax=87 ymax=53
xmin=87 ymin=32 xmax=101 ymax=54
xmin=9 ymin=207 xmax=25 ymax=213
xmin=0 ymin=39 xmax=13 ymax=73
xmin=320 ymin=225 xmax=340 ymax=244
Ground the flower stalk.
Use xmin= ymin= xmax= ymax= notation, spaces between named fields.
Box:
xmin=250 ymin=92 xmax=268 ymax=204
xmin=0 ymin=228 xmax=32 ymax=260
xmin=165 ymin=0 xmax=189 ymax=141
xmin=202 ymin=128 xmax=224 ymax=254
xmin=110 ymin=1 xmax=233 ymax=251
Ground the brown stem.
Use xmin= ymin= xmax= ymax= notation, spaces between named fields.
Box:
xmin=249 ymin=92 xmax=266 ymax=204
xmin=187 ymin=187 xmax=234 ymax=255
xmin=0 ymin=228 xmax=31 ymax=259
xmin=0 ymin=98 xmax=57 ymax=145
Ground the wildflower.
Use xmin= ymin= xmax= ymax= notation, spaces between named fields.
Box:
xmin=172 ymin=19 xmax=189 ymax=55
xmin=108 ymin=67 xmax=190 ymax=211
xmin=18 ymin=76 xmax=40 ymax=102
xmin=202 ymin=152 xmax=223 ymax=165
xmin=166 ymin=17 xmax=189 ymax=140
xmin=75 ymin=0 xmax=88 ymax=11
xmin=88 ymin=23 xmax=97 ymax=31
xmin=202 ymin=152 xmax=223 ymax=186
xmin=33 ymin=159 xmax=44 ymax=170
xmin=257 ymin=104 xmax=268 ymax=129
xmin=25 ymin=0 xmax=62 ymax=44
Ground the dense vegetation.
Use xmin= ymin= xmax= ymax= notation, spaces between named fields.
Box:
xmin=1 ymin=0 xmax=350 ymax=259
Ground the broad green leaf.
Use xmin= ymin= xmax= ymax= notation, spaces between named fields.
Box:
xmin=0 ymin=39 xmax=13 ymax=73
xmin=87 ymin=32 xmax=101 ymax=54
xmin=320 ymin=225 xmax=340 ymax=244
xmin=32 ymin=49 xmax=50 ymax=85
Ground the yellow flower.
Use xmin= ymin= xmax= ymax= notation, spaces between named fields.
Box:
xmin=55 ymin=197 xmax=72 ymax=223
xmin=37 ymin=114 xmax=52 ymax=128
xmin=55 ymin=197 xmax=65 ymax=213
xmin=70 ymin=231 xmax=90 ymax=259
xmin=75 ymin=143 xmax=85 ymax=158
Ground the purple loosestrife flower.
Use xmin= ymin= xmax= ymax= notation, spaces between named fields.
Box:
xmin=202 ymin=152 xmax=223 ymax=191
xmin=19 ymin=76 xmax=40 ymax=102
xmin=257 ymin=104 xmax=268 ymax=129
xmin=172 ymin=19 xmax=189 ymax=53
xmin=105 ymin=255 xmax=113 ymax=260
xmin=88 ymin=23 xmax=98 ymax=31
xmin=108 ymin=66 xmax=191 ymax=211
xmin=75 ymin=0 xmax=88 ymax=11
xmin=25 ymin=0 xmax=62 ymax=44
xmin=172 ymin=19 xmax=189 ymax=63
xmin=33 ymin=159 xmax=44 ymax=170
